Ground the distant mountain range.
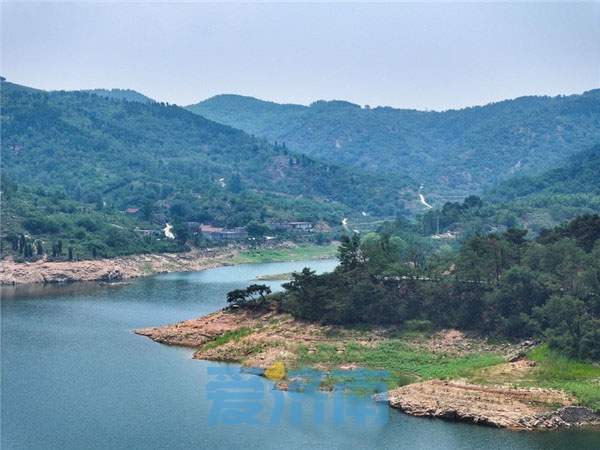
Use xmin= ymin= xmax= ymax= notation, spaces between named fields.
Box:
xmin=2 ymin=77 xmax=599 ymax=258
xmin=188 ymin=90 xmax=600 ymax=199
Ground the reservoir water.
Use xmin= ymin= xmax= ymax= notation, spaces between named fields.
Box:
xmin=2 ymin=259 xmax=599 ymax=450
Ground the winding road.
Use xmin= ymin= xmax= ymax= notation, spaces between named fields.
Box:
xmin=419 ymin=193 xmax=433 ymax=209
xmin=163 ymin=223 xmax=175 ymax=239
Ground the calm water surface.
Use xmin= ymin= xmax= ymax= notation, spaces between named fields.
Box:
xmin=2 ymin=259 xmax=599 ymax=450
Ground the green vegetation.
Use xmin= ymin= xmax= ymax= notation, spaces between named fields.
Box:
xmin=275 ymin=215 xmax=600 ymax=361
xmin=226 ymin=284 xmax=272 ymax=309
xmin=484 ymin=145 xmax=600 ymax=231
xmin=189 ymin=90 xmax=600 ymax=195
xmin=1 ymin=178 xmax=180 ymax=258
xmin=202 ymin=328 xmax=254 ymax=350
xmin=527 ymin=345 xmax=600 ymax=410
xmin=4 ymin=79 xmax=599 ymax=260
xmin=417 ymin=144 xmax=600 ymax=236
xmin=297 ymin=340 xmax=503 ymax=387
xmin=232 ymin=244 xmax=338 ymax=264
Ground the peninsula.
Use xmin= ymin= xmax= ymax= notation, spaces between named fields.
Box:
xmin=135 ymin=306 xmax=600 ymax=431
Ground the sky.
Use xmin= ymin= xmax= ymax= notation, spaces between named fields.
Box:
xmin=1 ymin=1 xmax=599 ymax=110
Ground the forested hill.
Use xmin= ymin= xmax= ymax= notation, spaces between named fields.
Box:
xmin=188 ymin=90 xmax=600 ymax=196
xmin=488 ymin=145 xmax=600 ymax=201
xmin=415 ymin=145 xmax=600 ymax=238
xmin=482 ymin=145 xmax=600 ymax=228
xmin=1 ymin=80 xmax=412 ymax=227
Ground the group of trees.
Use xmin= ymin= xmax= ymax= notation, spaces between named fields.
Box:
xmin=421 ymin=195 xmax=489 ymax=235
xmin=7 ymin=233 xmax=38 ymax=258
xmin=272 ymin=215 xmax=600 ymax=360
xmin=4 ymin=232 xmax=79 ymax=260
xmin=226 ymin=284 xmax=272 ymax=309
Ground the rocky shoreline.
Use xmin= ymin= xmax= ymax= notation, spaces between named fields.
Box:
xmin=135 ymin=307 xmax=600 ymax=431
xmin=0 ymin=248 xmax=237 ymax=285
xmin=384 ymin=379 xmax=600 ymax=430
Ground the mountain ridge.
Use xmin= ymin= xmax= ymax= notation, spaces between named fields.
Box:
xmin=79 ymin=88 xmax=155 ymax=103
xmin=188 ymin=89 xmax=600 ymax=197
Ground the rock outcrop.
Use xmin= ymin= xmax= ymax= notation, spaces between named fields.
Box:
xmin=385 ymin=380 xmax=598 ymax=430
xmin=135 ymin=309 xmax=261 ymax=348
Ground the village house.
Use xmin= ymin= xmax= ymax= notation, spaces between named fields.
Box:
xmin=199 ymin=224 xmax=248 ymax=241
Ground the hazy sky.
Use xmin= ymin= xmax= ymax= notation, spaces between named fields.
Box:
xmin=2 ymin=2 xmax=599 ymax=110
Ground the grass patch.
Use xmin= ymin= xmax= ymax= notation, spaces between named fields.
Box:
xmin=232 ymin=244 xmax=338 ymax=264
xmin=139 ymin=262 xmax=154 ymax=275
xmin=202 ymin=328 xmax=254 ymax=350
xmin=526 ymin=345 xmax=600 ymax=411
xmin=297 ymin=340 xmax=503 ymax=388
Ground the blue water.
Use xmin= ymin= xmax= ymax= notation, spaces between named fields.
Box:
xmin=2 ymin=259 xmax=599 ymax=450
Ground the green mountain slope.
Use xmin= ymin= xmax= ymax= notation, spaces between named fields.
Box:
xmin=417 ymin=145 xmax=600 ymax=237
xmin=188 ymin=90 xmax=600 ymax=198
xmin=486 ymin=145 xmax=600 ymax=227
xmin=1 ymin=80 xmax=414 ymax=252
xmin=1 ymin=178 xmax=180 ymax=258
xmin=489 ymin=145 xmax=600 ymax=200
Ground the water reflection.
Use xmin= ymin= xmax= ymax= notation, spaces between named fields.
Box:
xmin=0 ymin=280 xmax=129 ymax=300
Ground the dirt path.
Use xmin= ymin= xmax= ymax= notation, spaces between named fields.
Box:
xmin=418 ymin=192 xmax=433 ymax=209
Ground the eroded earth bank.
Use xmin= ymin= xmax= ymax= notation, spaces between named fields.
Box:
xmin=0 ymin=249 xmax=237 ymax=285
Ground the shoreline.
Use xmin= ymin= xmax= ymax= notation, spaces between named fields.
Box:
xmin=135 ymin=307 xmax=600 ymax=431
xmin=0 ymin=243 xmax=338 ymax=286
